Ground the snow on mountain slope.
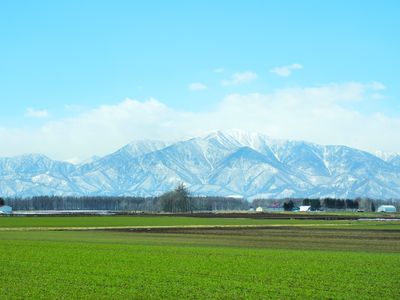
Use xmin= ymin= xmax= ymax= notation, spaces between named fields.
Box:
xmin=71 ymin=140 xmax=170 ymax=195
xmin=0 ymin=154 xmax=77 ymax=197
xmin=390 ymin=155 xmax=400 ymax=167
xmin=1 ymin=130 xmax=400 ymax=199
xmin=79 ymin=139 xmax=168 ymax=171
xmin=269 ymin=141 xmax=329 ymax=176
xmin=208 ymin=146 xmax=310 ymax=198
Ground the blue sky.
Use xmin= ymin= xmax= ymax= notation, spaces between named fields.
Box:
xmin=1 ymin=1 xmax=400 ymax=161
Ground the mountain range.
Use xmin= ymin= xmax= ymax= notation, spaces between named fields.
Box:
xmin=1 ymin=130 xmax=400 ymax=199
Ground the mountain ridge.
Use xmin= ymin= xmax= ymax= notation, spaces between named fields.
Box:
xmin=1 ymin=130 xmax=400 ymax=199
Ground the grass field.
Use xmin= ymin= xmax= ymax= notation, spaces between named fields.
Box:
xmin=1 ymin=215 xmax=400 ymax=230
xmin=1 ymin=216 xmax=399 ymax=299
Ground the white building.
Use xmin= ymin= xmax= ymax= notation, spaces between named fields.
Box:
xmin=256 ymin=206 xmax=263 ymax=212
xmin=377 ymin=205 xmax=397 ymax=213
xmin=299 ymin=205 xmax=311 ymax=212
xmin=0 ymin=205 xmax=12 ymax=214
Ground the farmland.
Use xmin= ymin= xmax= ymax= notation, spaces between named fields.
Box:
xmin=0 ymin=214 xmax=400 ymax=229
xmin=0 ymin=215 xmax=399 ymax=299
xmin=0 ymin=215 xmax=342 ymax=228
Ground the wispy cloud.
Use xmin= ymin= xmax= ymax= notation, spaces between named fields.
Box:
xmin=368 ymin=81 xmax=386 ymax=100
xmin=222 ymin=71 xmax=258 ymax=86
xmin=188 ymin=82 xmax=208 ymax=91
xmin=24 ymin=108 xmax=49 ymax=118
xmin=1 ymin=81 xmax=395 ymax=161
xmin=270 ymin=63 xmax=303 ymax=77
xmin=369 ymin=81 xmax=385 ymax=91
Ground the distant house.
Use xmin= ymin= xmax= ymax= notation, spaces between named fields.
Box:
xmin=0 ymin=205 xmax=12 ymax=214
xmin=377 ymin=205 xmax=397 ymax=213
xmin=256 ymin=206 xmax=263 ymax=212
xmin=299 ymin=205 xmax=311 ymax=212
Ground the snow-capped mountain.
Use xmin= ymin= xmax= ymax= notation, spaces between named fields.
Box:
xmin=0 ymin=154 xmax=76 ymax=197
xmin=1 ymin=130 xmax=400 ymax=199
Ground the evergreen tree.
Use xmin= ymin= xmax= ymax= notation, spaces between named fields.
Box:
xmin=283 ymin=200 xmax=294 ymax=211
xmin=302 ymin=198 xmax=320 ymax=210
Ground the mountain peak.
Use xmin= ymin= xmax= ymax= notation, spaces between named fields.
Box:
xmin=203 ymin=128 xmax=266 ymax=140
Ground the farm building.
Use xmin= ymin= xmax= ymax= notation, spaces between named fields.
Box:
xmin=256 ymin=207 xmax=263 ymax=212
xmin=299 ymin=205 xmax=311 ymax=212
xmin=0 ymin=205 xmax=12 ymax=214
xmin=377 ymin=205 xmax=397 ymax=213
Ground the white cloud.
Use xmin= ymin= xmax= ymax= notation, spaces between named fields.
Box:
xmin=188 ymin=82 xmax=208 ymax=91
xmin=222 ymin=71 xmax=258 ymax=86
xmin=270 ymin=63 xmax=303 ymax=77
xmin=1 ymin=81 xmax=399 ymax=161
xmin=25 ymin=108 xmax=49 ymax=118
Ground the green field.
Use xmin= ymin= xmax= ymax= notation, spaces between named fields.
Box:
xmin=1 ymin=215 xmax=400 ymax=230
xmin=1 ymin=216 xmax=399 ymax=299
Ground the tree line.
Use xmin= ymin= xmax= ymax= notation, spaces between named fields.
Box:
xmin=284 ymin=198 xmax=360 ymax=211
xmin=157 ymin=183 xmax=249 ymax=212
xmin=2 ymin=188 xmax=249 ymax=212
xmin=280 ymin=197 xmax=391 ymax=212
xmin=2 ymin=187 xmax=398 ymax=212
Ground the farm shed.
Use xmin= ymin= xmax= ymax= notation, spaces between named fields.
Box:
xmin=299 ymin=205 xmax=311 ymax=212
xmin=0 ymin=205 xmax=12 ymax=214
xmin=377 ymin=205 xmax=396 ymax=213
